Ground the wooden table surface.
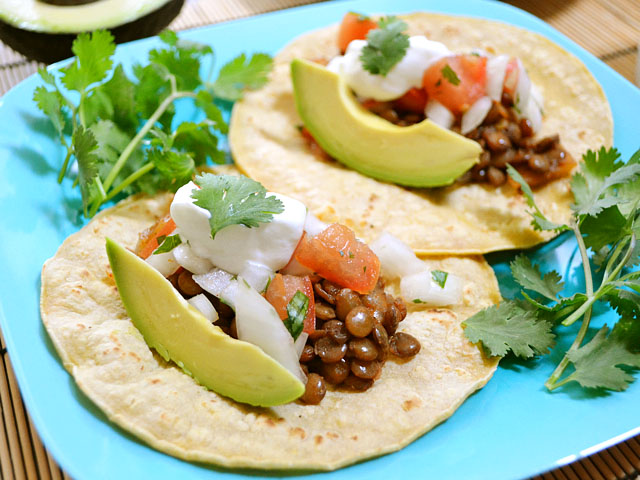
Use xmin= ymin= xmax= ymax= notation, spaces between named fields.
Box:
xmin=0 ymin=1 xmax=638 ymax=479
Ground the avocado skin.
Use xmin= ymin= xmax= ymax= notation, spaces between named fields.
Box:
xmin=0 ymin=0 xmax=183 ymax=64
xmin=292 ymin=59 xmax=482 ymax=187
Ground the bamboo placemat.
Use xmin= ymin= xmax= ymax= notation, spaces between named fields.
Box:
xmin=0 ymin=1 xmax=639 ymax=479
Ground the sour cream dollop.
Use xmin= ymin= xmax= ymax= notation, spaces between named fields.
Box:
xmin=327 ymin=36 xmax=450 ymax=101
xmin=170 ymin=182 xmax=307 ymax=280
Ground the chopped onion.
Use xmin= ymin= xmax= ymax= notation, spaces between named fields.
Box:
xmin=173 ymin=242 xmax=213 ymax=275
xmin=280 ymin=256 xmax=314 ymax=276
xmin=193 ymin=268 xmax=234 ymax=298
xmin=187 ymin=294 xmax=218 ymax=323
xmin=235 ymin=279 xmax=306 ymax=382
xmin=425 ymin=273 xmax=463 ymax=306
xmin=485 ymin=54 xmax=509 ymax=101
xmin=522 ymin=97 xmax=542 ymax=133
xmin=514 ymin=59 xmax=531 ymax=112
xmin=238 ymin=260 xmax=274 ymax=293
xmin=401 ymin=270 xmax=463 ymax=306
xmin=369 ymin=232 xmax=426 ymax=278
xmin=145 ymin=250 xmax=179 ymax=277
xmin=400 ymin=271 xmax=433 ymax=303
xmin=461 ymin=96 xmax=492 ymax=134
xmin=294 ymin=332 xmax=309 ymax=359
xmin=425 ymin=100 xmax=454 ymax=129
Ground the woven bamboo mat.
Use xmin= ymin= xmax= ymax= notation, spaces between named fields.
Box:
xmin=0 ymin=0 xmax=639 ymax=479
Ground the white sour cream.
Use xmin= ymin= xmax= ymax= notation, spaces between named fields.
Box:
xmin=170 ymin=182 xmax=307 ymax=281
xmin=328 ymin=36 xmax=450 ymax=101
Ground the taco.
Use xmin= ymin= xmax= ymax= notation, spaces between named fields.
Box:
xmin=229 ymin=12 xmax=612 ymax=254
xmin=40 ymin=168 xmax=500 ymax=469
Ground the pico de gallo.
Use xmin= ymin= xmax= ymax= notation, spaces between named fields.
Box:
xmin=302 ymin=13 xmax=575 ymax=188
xmin=136 ymin=173 xmax=462 ymax=404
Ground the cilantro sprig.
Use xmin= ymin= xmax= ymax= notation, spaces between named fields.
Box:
xmin=284 ymin=291 xmax=309 ymax=340
xmin=34 ymin=30 xmax=273 ymax=218
xmin=360 ymin=16 xmax=409 ymax=76
xmin=192 ymin=173 xmax=284 ymax=239
xmin=463 ymin=147 xmax=640 ymax=392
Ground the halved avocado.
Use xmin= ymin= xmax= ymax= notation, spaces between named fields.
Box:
xmin=106 ymin=238 xmax=305 ymax=407
xmin=291 ymin=59 xmax=482 ymax=187
xmin=0 ymin=0 xmax=184 ymax=63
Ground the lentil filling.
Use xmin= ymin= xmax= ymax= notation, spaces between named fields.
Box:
xmin=166 ymin=268 xmax=420 ymax=405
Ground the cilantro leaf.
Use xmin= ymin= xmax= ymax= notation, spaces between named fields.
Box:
xmin=463 ymin=300 xmax=555 ymax=358
xmin=173 ymin=121 xmax=225 ymax=166
xmin=62 ymin=30 xmax=116 ymax=92
xmin=195 ymin=90 xmax=228 ymax=134
xmin=147 ymin=148 xmax=195 ymax=189
xmin=284 ymin=291 xmax=309 ymax=340
xmin=606 ymin=290 xmax=640 ymax=352
xmin=441 ymin=64 xmax=460 ymax=86
xmin=154 ymin=234 xmax=182 ymax=254
xmin=506 ymin=164 xmax=568 ymax=232
xmin=192 ymin=173 xmax=284 ymax=239
xmin=73 ymin=126 xmax=104 ymax=214
xmin=571 ymin=147 xmax=640 ymax=218
xmin=33 ymin=86 xmax=66 ymax=138
xmin=511 ymin=255 xmax=563 ymax=302
xmin=360 ymin=18 xmax=409 ymax=76
xmin=431 ymin=270 xmax=448 ymax=288
xmin=565 ymin=326 xmax=640 ymax=391
xmin=580 ymin=206 xmax=629 ymax=251
xmin=212 ymin=53 xmax=273 ymax=101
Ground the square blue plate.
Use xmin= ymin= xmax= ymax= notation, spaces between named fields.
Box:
xmin=0 ymin=1 xmax=638 ymax=479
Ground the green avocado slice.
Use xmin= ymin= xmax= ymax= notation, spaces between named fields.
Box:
xmin=106 ymin=238 xmax=305 ymax=407
xmin=291 ymin=59 xmax=482 ymax=187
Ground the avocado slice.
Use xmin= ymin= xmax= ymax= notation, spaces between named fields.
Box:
xmin=291 ymin=59 xmax=482 ymax=187
xmin=106 ymin=238 xmax=305 ymax=407
xmin=0 ymin=0 xmax=183 ymax=63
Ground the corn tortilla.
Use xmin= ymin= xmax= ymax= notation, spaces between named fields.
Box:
xmin=229 ymin=13 xmax=612 ymax=254
xmin=41 ymin=188 xmax=500 ymax=469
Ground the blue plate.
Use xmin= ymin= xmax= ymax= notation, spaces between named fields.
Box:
xmin=0 ymin=1 xmax=638 ymax=479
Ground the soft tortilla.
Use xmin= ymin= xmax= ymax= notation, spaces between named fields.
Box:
xmin=41 ymin=192 xmax=500 ymax=469
xmin=229 ymin=13 xmax=612 ymax=254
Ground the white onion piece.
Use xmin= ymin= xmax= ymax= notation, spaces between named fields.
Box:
xmin=145 ymin=250 xmax=180 ymax=277
xmin=522 ymin=97 xmax=542 ymax=133
xmin=530 ymin=83 xmax=544 ymax=110
xmin=193 ymin=268 xmax=234 ymax=298
xmin=485 ymin=54 xmax=509 ymax=101
xmin=294 ymin=332 xmax=309 ymax=360
xmin=304 ymin=211 xmax=328 ymax=237
xmin=400 ymin=271 xmax=433 ymax=303
xmin=187 ymin=294 xmax=218 ymax=323
xmin=461 ymin=96 xmax=492 ymax=134
xmin=425 ymin=273 xmax=463 ymax=306
xmin=173 ymin=243 xmax=213 ymax=275
xmin=238 ymin=260 xmax=274 ymax=293
xmin=280 ymin=256 xmax=314 ymax=276
xmin=369 ymin=232 xmax=426 ymax=278
xmin=425 ymin=100 xmax=454 ymax=130
xmin=514 ymin=59 xmax=531 ymax=112
xmin=235 ymin=279 xmax=306 ymax=382
xmin=401 ymin=270 xmax=463 ymax=306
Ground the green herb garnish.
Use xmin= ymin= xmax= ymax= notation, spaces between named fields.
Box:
xmin=192 ymin=173 xmax=284 ymax=239
xmin=413 ymin=299 xmax=425 ymax=304
xmin=431 ymin=270 xmax=449 ymax=288
xmin=463 ymin=147 xmax=640 ymax=392
xmin=360 ymin=16 xmax=409 ymax=76
xmin=33 ymin=30 xmax=273 ymax=218
xmin=441 ymin=64 xmax=460 ymax=86
xmin=153 ymin=234 xmax=182 ymax=254
xmin=284 ymin=291 xmax=309 ymax=340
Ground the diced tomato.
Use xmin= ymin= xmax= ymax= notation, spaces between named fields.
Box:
xmin=502 ymin=57 xmax=519 ymax=96
xmin=135 ymin=214 xmax=177 ymax=259
xmin=393 ymin=87 xmax=428 ymax=114
xmin=337 ymin=12 xmax=378 ymax=53
xmin=422 ymin=54 xmax=487 ymax=115
xmin=265 ymin=274 xmax=316 ymax=334
xmin=294 ymin=224 xmax=380 ymax=294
